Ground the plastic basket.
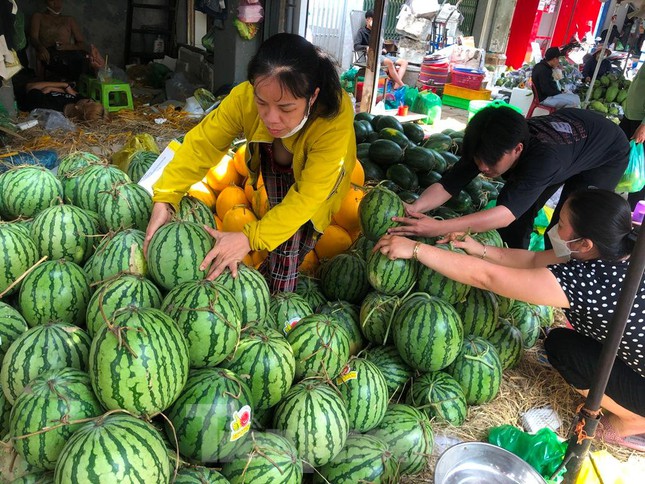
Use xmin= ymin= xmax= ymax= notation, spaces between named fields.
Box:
xmin=443 ymin=83 xmax=491 ymax=100
xmin=450 ymin=70 xmax=485 ymax=90
xmin=441 ymin=95 xmax=470 ymax=110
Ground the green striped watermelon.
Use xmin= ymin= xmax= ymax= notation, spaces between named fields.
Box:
xmin=5 ymin=220 xmax=31 ymax=237
xmin=359 ymin=184 xmax=404 ymax=241
xmin=221 ymin=431 xmax=303 ymax=484
xmin=335 ymin=358 xmax=388 ymax=431
xmin=0 ymin=388 xmax=10 ymax=437
xmin=272 ymin=379 xmax=349 ymax=467
xmin=75 ymin=164 xmax=131 ymax=212
xmin=83 ymin=229 xmax=147 ymax=283
xmin=367 ymin=249 xmax=417 ymax=296
xmin=364 ymin=345 xmax=413 ymax=398
xmin=349 ymin=235 xmax=375 ymax=260
xmin=177 ymin=196 xmax=216 ymax=229
xmin=393 ymin=293 xmax=463 ymax=372
xmin=294 ymin=275 xmax=327 ymax=312
xmin=147 ymin=221 xmax=211 ymax=291
xmin=319 ymin=253 xmax=370 ymax=304
xmin=472 ymin=229 xmax=504 ymax=248
xmin=406 ymin=371 xmax=467 ymax=426
xmin=97 ymin=182 xmax=152 ymax=232
xmin=126 ymin=150 xmax=157 ymax=183
xmin=496 ymin=293 xmax=515 ymax=317
xmin=0 ymin=167 xmax=62 ymax=220
xmin=175 ymin=466 xmax=229 ymax=483
xmin=368 ymin=403 xmax=434 ymax=475
xmin=286 ymin=314 xmax=351 ymax=380
xmin=319 ymin=301 xmax=364 ymax=355
xmin=509 ymin=301 xmax=543 ymax=349
xmin=85 ymin=273 xmax=162 ymax=338
xmin=9 ymin=471 xmax=54 ymax=483
xmin=9 ymin=368 xmax=103 ymax=469
xmin=447 ymin=335 xmax=502 ymax=405
xmin=57 ymin=151 xmax=104 ymax=178
xmin=54 ymin=413 xmax=171 ymax=483
xmin=215 ymin=265 xmax=270 ymax=325
xmin=360 ymin=291 xmax=399 ymax=344
xmin=250 ymin=406 xmax=272 ymax=432
xmin=0 ymin=301 xmax=28 ymax=362
xmin=488 ymin=318 xmax=524 ymax=369
xmin=18 ymin=259 xmax=91 ymax=327
xmin=417 ymin=244 xmax=471 ymax=304
xmin=455 ymin=287 xmax=499 ymax=339
xmin=89 ymin=307 xmax=189 ymax=417
xmin=1 ymin=323 xmax=91 ymax=405
xmin=30 ymin=205 xmax=98 ymax=265
xmin=0 ymin=225 xmax=38 ymax=296
xmin=268 ymin=292 xmax=312 ymax=336
xmin=220 ymin=327 xmax=295 ymax=410
xmin=161 ymin=279 xmax=242 ymax=368
xmin=165 ymin=368 xmax=253 ymax=463
xmin=313 ymin=434 xmax=397 ymax=484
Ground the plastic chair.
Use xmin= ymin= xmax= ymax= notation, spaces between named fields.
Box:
xmin=90 ymin=80 xmax=134 ymax=112
xmin=527 ymin=82 xmax=557 ymax=118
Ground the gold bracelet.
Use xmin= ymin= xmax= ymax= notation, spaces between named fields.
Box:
xmin=413 ymin=242 xmax=421 ymax=261
xmin=481 ymin=245 xmax=487 ymax=259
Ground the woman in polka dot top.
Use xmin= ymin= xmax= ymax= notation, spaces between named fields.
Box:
xmin=375 ymin=188 xmax=645 ymax=451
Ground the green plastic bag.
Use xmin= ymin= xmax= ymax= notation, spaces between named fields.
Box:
xmin=412 ymin=90 xmax=442 ymax=125
xmin=616 ymin=141 xmax=645 ymax=193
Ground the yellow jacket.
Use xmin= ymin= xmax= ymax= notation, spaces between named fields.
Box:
xmin=153 ymin=81 xmax=356 ymax=252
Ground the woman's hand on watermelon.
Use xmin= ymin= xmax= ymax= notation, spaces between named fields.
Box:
xmin=143 ymin=202 xmax=175 ymax=257
xmin=437 ymin=232 xmax=483 ymax=257
xmin=388 ymin=211 xmax=441 ymax=237
xmin=374 ymin=234 xmax=416 ymax=260
xmin=201 ymin=228 xmax=251 ymax=280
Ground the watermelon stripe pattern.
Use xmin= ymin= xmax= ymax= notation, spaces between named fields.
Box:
xmin=319 ymin=301 xmax=364 ymax=356
xmin=165 ymin=368 xmax=254 ymax=463
xmin=0 ymin=224 xmax=39 ymax=296
xmin=9 ymin=368 xmax=103 ymax=469
xmin=1 ymin=323 xmax=91 ymax=405
xmin=84 ymin=229 xmax=147 ymax=283
xmin=127 ymin=150 xmax=157 ymax=183
xmin=57 ymin=152 xmax=103 ymax=179
xmin=0 ymin=301 xmax=28 ymax=361
xmin=175 ymin=467 xmax=229 ymax=483
xmin=161 ymin=280 xmax=242 ymax=368
xmin=177 ymin=196 xmax=216 ymax=229
xmin=0 ymin=167 xmax=63 ymax=220
xmin=358 ymin=185 xmax=405 ymax=241
xmin=360 ymin=291 xmax=399 ymax=345
xmin=54 ymin=413 xmax=171 ymax=483
xmin=221 ymin=431 xmax=303 ymax=484
xmin=89 ymin=307 xmax=189 ymax=417
xmin=367 ymin=250 xmax=417 ymax=296
xmin=18 ymin=260 xmax=91 ymax=328
xmin=417 ymin=244 xmax=471 ymax=304
xmin=30 ymin=205 xmax=98 ymax=265
xmin=75 ymin=164 xmax=131 ymax=213
xmin=319 ymin=253 xmax=370 ymax=305
xmin=364 ymin=345 xmax=413 ymax=399
xmin=273 ymin=380 xmax=349 ymax=467
xmin=455 ymin=287 xmax=499 ymax=339
xmin=488 ymin=318 xmax=524 ymax=370
xmin=269 ymin=292 xmax=312 ymax=337
xmin=407 ymin=371 xmax=468 ymax=426
xmin=295 ymin=276 xmax=327 ymax=312
xmin=216 ymin=265 xmax=270 ymax=325
xmin=220 ymin=327 xmax=295 ymax=410
xmin=97 ymin=182 xmax=152 ymax=232
xmin=147 ymin=221 xmax=211 ymax=291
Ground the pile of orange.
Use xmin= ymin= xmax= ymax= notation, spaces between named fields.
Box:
xmin=188 ymin=142 xmax=365 ymax=274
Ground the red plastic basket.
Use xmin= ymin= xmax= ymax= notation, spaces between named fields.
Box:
xmin=451 ymin=70 xmax=485 ymax=90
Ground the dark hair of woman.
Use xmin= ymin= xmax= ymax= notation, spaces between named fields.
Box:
xmin=567 ymin=188 xmax=634 ymax=260
xmin=247 ymin=33 xmax=342 ymax=119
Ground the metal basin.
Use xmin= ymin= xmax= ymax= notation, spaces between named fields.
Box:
xmin=434 ymin=442 xmax=547 ymax=484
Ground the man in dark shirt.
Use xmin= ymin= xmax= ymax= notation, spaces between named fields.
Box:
xmin=582 ymin=47 xmax=612 ymax=82
xmin=388 ymin=106 xmax=630 ymax=248
xmin=532 ymin=47 xmax=580 ymax=108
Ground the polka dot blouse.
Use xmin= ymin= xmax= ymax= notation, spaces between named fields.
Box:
xmin=548 ymin=258 xmax=645 ymax=378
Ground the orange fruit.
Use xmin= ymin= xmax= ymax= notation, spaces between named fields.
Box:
xmin=222 ymin=205 xmax=258 ymax=233
xmin=206 ymin=154 xmax=242 ymax=192
xmin=252 ymin=185 xmax=270 ymax=219
xmin=244 ymin=176 xmax=255 ymax=202
xmin=232 ymin=143 xmax=249 ymax=177
xmin=252 ymin=249 xmax=268 ymax=268
xmin=214 ymin=215 xmax=223 ymax=230
xmin=187 ymin=181 xmax=217 ymax=211
xmin=351 ymin=159 xmax=365 ymax=186
xmin=216 ymin=185 xmax=250 ymax=220
xmin=242 ymin=251 xmax=254 ymax=266
xmin=332 ymin=185 xmax=364 ymax=234
xmin=299 ymin=249 xmax=319 ymax=275
xmin=314 ymin=224 xmax=352 ymax=261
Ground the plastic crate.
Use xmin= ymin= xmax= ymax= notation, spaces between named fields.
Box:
xmin=441 ymin=95 xmax=470 ymax=110
xmin=443 ymin=83 xmax=491 ymax=101
xmin=450 ymin=70 xmax=485 ymax=90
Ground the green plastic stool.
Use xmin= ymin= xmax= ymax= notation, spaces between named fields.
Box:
xmin=90 ymin=80 xmax=134 ymax=112
xmin=76 ymin=74 xmax=94 ymax=97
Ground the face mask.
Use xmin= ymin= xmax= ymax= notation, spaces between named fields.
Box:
xmin=279 ymin=102 xmax=311 ymax=139
xmin=46 ymin=6 xmax=62 ymax=14
xmin=547 ymin=225 xmax=581 ymax=259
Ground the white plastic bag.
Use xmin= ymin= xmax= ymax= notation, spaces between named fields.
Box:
xmin=408 ymin=0 xmax=441 ymax=18
xmin=396 ymin=5 xmax=433 ymax=41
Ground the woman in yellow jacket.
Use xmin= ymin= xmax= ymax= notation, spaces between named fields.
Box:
xmin=145 ymin=33 xmax=356 ymax=292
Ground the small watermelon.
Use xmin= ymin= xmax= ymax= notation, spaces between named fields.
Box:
xmin=407 ymin=371 xmax=467 ymax=426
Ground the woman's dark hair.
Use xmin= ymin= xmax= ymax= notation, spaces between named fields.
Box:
xmin=567 ymin=188 xmax=634 ymax=260
xmin=462 ymin=106 xmax=529 ymax=166
xmin=247 ymin=33 xmax=342 ymax=119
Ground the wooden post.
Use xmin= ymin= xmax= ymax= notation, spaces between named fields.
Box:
xmin=359 ymin=0 xmax=388 ymax=113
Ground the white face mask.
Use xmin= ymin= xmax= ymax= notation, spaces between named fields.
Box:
xmin=547 ymin=225 xmax=581 ymax=259
xmin=279 ymin=102 xmax=311 ymax=139
xmin=46 ymin=6 xmax=62 ymax=14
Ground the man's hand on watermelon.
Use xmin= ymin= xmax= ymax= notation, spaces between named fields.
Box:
xmin=388 ymin=211 xmax=441 ymax=237
xmin=373 ymin=234 xmax=416 ymax=260
xmin=201 ymin=228 xmax=251 ymax=280
xmin=143 ymin=202 xmax=175 ymax=257
xmin=437 ymin=232 xmax=483 ymax=257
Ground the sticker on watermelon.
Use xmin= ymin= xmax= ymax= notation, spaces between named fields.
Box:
xmin=283 ymin=317 xmax=301 ymax=335
xmin=230 ymin=405 xmax=252 ymax=441
xmin=335 ymin=364 xmax=358 ymax=384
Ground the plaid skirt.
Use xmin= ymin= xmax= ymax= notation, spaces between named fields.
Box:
xmin=258 ymin=143 xmax=319 ymax=293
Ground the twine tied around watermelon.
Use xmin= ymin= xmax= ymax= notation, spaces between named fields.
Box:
xmin=0 ymin=255 xmax=48 ymax=300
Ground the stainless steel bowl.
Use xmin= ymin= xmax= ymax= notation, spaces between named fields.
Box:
xmin=434 ymin=442 xmax=547 ymax=484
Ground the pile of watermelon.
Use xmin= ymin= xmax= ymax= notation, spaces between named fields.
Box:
xmin=0 ymin=136 xmax=554 ymax=483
